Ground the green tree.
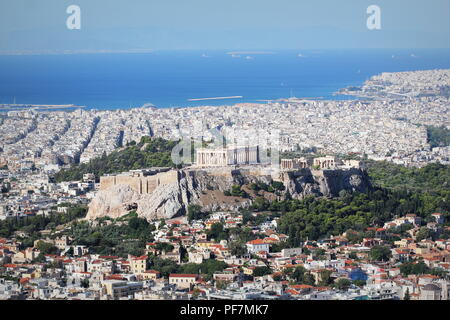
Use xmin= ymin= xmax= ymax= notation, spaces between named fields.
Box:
xmin=400 ymin=261 xmax=429 ymax=276
xmin=80 ymin=278 xmax=90 ymax=288
xmin=215 ymin=280 xmax=229 ymax=290
xmin=149 ymin=257 xmax=180 ymax=277
xmin=415 ymin=227 xmax=431 ymax=242
xmin=319 ymin=270 xmax=333 ymax=286
xmin=207 ymin=223 xmax=228 ymax=241
xmin=226 ymin=185 xmax=248 ymax=198
xmin=55 ymin=137 xmax=178 ymax=182
xmin=336 ymin=278 xmax=351 ymax=291
xmin=426 ymin=125 xmax=450 ymax=148
xmin=369 ymin=246 xmax=392 ymax=262
xmin=252 ymin=197 xmax=270 ymax=211
xmin=229 ymin=241 xmax=246 ymax=256
xmin=291 ymin=266 xmax=307 ymax=284
xmin=155 ymin=242 xmax=174 ymax=253
xmin=35 ymin=241 xmax=58 ymax=255
xmin=271 ymin=181 xmax=285 ymax=191
xmin=187 ymin=205 xmax=209 ymax=222
xmin=303 ymin=273 xmax=316 ymax=286
xmin=253 ymin=266 xmax=272 ymax=277
xmin=353 ymin=279 xmax=366 ymax=287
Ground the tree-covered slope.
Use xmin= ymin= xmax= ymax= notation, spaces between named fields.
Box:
xmin=55 ymin=137 xmax=178 ymax=182
xmin=366 ymin=161 xmax=450 ymax=193
xmin=426 ymin=125 xmax=450 ymax=148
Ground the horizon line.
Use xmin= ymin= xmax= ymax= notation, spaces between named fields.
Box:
xmin=1 ymin=48 xmax=450 ymax=56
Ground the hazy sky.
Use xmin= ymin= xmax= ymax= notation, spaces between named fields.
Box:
xmin=1 ymin=0 xmax=450 ymax=51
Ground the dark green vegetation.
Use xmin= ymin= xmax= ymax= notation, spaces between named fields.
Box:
xmin=249 ymin=181 xmax=285 ymax=193
xmin=274 ymin=161 xmax=450 ymax=245
xmin=207 ymin=223 xmax=229 ymax=241
xmin=369 ymin=246 xmax=392 ymax=262
xmin=154 ymin=242 xmax=174 ymax=253
xmin=187 ymin=204 xmax=210 ymax=222
xmin=182 ymin=218 xmax=260 ymax=257
xmin=55 ymin=137 xmax=178 ymax=182
xmin=147 ymin=256 xmax=227 ymax=280
xmin=335 ymin=278 xmax=352 ymax=291
xmin=281 ymin=265 xmax=316 ymax=286
xmin=251 ymin=197 xmax=271 ymax=211
xmin=426 ymin=125 xmax=450 ymax=148
xmin=399 ymin=261 xmax=448 ymax=278
xmin=0 ymin=204 xmax=87 ymax=240
xmin=224 ymin=185 xmax=248 ymax=198
xmin=64 ymin=215 xmax=156 ymax=257
xmin=366 ymin=161 xmax=450 ymax=192
xmin=252 ymin=266 xmax=273 ymax=277
xmin=264 ymin=162 xmax=450 ymax=246
xmin=217 ymin=161 xmax=449 ymax=247
xmin=209 ymin=222 xmax=259 ymax=244
xmin=279 ymin=265 xmax=364 ymax=288
xmin=275 ymin=187 xmax=449 ymax=246
xmin=35 ymin=241 xmax=58 ymax=255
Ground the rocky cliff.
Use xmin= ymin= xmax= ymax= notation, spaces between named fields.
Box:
xmin=281 ymin=168 xmax=371 ymax=199
xmin=86 ymin=167 xmax=371 ymax=221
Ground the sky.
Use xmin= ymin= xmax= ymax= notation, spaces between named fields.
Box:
xmin=0 ymin=0 xmax=450 ymax=51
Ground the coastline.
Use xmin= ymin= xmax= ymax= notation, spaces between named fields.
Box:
xmin=0 ymin=49 xmax=449 ymax=111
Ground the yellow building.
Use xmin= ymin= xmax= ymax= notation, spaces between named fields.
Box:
xmin=242 ymin=266 xmax=255 ymax=276
xmin=128 ymin=255 xmax=147 ymax=274
xmin=169 ymin=274 xmax=198 ymax=289
xmin=137 ymin=270 xmax=161 ymax=281
xmin=197 ymin=240 xmax=215 ymax=249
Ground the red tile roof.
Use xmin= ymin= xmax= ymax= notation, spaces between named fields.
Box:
xmin=290 ymin=284 xmax=313 ymax=289
xmin=246 ymin=239 xmax=268 ymax=245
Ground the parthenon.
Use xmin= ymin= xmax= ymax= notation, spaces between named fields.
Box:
xmin=196 ymin=146 xmax=259 ymax=167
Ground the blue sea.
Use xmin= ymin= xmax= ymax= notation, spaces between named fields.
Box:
xmin=0 ymin=49 xmax=449 ymax=110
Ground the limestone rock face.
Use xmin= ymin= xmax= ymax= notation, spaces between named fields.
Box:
xmin=86 ymin=184 xmax=141 ymax=220
xmin=283 ymin=168 xmax=371 ymax=199
xmin=136 ymin=179 xmax=185 ymax=220
xmin=86 ymin=168 xmax=371 ymax=221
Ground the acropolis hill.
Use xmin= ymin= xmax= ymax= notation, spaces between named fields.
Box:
xmin=87 ymin=155 xmax=371 ymax=221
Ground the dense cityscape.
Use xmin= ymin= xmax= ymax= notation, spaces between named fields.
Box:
xmin=0 ymin=69 xmax=449 ymax=300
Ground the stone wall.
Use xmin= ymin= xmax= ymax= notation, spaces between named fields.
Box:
xmin=99 ymin=176 xmax=116 ymax=191
xmin=99 ymin=170 xmax=179 ymax=195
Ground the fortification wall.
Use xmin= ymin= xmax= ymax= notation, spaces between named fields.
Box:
xmin=116 ymin=175 xmax=142 ymax=194
xmin=143 ymin=177 xmax=159 ymax=194
xmin=156 ymin=170 xmax=179 ymax=185
xmin=99 ymin=170 xmax=180 ymax=194
xmin=99 ymin=176 xmax=116 ymax=191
